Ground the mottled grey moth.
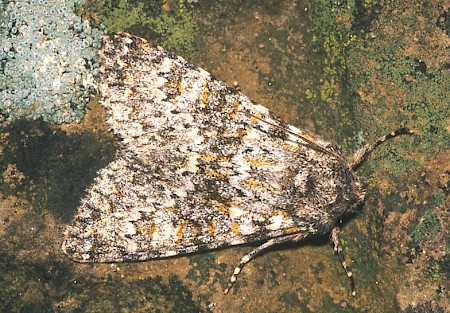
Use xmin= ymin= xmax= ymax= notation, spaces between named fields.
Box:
xmin=62 ymin=33 xmax=413 ymax=295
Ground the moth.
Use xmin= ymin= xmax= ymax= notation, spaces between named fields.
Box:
xmin=62 ymin=33 xmax=413 ymax=295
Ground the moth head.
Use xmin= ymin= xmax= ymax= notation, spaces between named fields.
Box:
xmin=348 ymin=175 xmax=367 ymax=214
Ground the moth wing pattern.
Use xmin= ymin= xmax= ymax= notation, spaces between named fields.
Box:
xmin=62 ymin=33 xmax=360 ymax=264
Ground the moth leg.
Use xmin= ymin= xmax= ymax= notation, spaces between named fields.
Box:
xmin=331 ymin=226 xmax=356 ymax=296
xmin=223 ymin=233 xmax=304 ymax=294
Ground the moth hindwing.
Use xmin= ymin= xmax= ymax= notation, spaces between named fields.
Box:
xmin=62 ymin=32 xmax=413 ymax=295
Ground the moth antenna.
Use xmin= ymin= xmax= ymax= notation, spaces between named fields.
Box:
xmin=243 ymin=111 xmax=344 ymax=161
xmin=350 ymin=128 xmax=414 ymax=171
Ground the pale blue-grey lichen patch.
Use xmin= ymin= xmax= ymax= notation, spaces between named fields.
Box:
xmin=0 ymin=0 xmax=103 ymax=124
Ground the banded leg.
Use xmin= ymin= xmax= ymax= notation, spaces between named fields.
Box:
xmin=223 ymin=233 xmax=304 ymax=294
xmin=331 ymin=226 xmax=356 ymax=296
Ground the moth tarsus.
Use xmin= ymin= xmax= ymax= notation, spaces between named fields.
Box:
xmin=223 ymin=232 xmax=305 ymax=294
xmin=331 ymin=226 xmax=356 ymax=296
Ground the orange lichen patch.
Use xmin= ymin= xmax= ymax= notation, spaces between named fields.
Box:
xmin=336 ymin=12 xmax=351 ymax=26
xmin=175 ymin=220 xmax=189 ymax=243
xmin=231 ymin=221 xmax=240 ymax=236
xmin=201 ymin=82 xmax=210 ymax=105
xmin=229 ymin=101 xmax=241 ymax=119
xmin=423 ymin=151 xmax=450 ymax=188
xmin=381 ymin=209 xmax=418 ymax=256
xmin=403 ymin=15 xmax=450 ymax=70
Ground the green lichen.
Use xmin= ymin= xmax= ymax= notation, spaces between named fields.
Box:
xmin=425 ymin=261 xmax=441 ymax=282
xmin=412 ymin=211 xmax=442 ymax=246
xmin=367 ymin=146 xmax=419 ymax=180
xmin=433 ymin=191 xmax=446 ymax=204
xmin=86 ymin=0 xmax=197 ymax=55
xmin=320 ymin=32 xmax=356 ymax=105
xmin=143 ymin=12 xmax=197 ymax=55
xmin=342 ymin=223 xmax=382 ymax=287
xmin=186 ymin=252 xmax=217 ymax=283
xmin=305 ymin=88 xmax=315 ymax=99
xmin=96 ymin=0 xmax=147 ymax=31
xmin=307 ymin=0 xmax=358 ymax=144
xmin=339 ymin=237 xmax=351 ymax=254
xmin=347 ymin=17 xmax=450 ymax=157
xmin=177 ymin=0 xmax=199 ymax=14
